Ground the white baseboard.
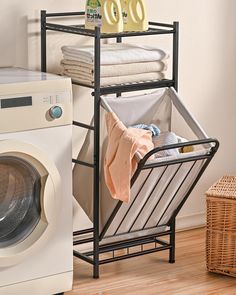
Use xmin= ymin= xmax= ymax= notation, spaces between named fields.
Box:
xmin=0 ymin=271 xmax=73 ymax=295
xmin=176 ymin=211 xmax=206 ymax=231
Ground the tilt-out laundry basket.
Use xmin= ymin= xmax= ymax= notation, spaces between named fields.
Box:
xmin=73 ymin=87 xmax=219 ymax=271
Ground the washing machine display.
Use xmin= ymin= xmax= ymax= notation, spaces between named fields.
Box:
xmin=0 ymin=156 xmax=41 ymax=248
xmin=0 ymin=96 xmax=32 ymax=108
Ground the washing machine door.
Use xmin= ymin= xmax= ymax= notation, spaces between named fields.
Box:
xmin=0 ymin=140 xmax=61 ymax=267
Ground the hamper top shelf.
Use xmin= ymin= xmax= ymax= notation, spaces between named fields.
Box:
xmin=41 ymin=11 xmax=176 ymax=39
xmin=41 ymin=10 xmax=179 ymax=93
xmin=74 ymin=79 xmax=175 ymax=95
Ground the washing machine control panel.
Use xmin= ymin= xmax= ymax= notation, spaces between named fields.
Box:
xmin=0 ymin=90 xmax=72 ymax=133
xmin=0 ymin=92 xmax=70 ymax=107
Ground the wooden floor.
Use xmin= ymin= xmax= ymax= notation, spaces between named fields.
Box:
xmin=67 ymin=228 xmax=236 ymax=295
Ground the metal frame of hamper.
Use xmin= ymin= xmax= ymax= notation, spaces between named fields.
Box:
xmin=41 ymin=10 xmax=219 ymax=278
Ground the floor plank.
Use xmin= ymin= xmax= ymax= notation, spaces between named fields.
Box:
xmin=66 ymin=228 xmax=236 ymax=295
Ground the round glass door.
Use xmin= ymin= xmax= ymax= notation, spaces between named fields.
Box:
xmin=0 ymin=156 xmax=41 ymax=248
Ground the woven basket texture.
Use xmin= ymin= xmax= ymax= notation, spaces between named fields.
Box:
xmin=206 ymin=176 xmax=236 ymax=277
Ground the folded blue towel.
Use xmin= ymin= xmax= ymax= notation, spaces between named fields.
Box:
xmin=130 ymin=124 xmax=160 ymax=137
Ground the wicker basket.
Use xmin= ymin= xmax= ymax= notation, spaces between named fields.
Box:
xmin=206 ymin=176 xmax=236 ymax=277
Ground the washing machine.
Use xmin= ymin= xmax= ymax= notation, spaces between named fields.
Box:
xmin=0 ymin=68 xmax=73 ymax=295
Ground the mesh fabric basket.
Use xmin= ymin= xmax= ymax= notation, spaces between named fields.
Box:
xmin=206 ymin=176 xmax=236 ymax=277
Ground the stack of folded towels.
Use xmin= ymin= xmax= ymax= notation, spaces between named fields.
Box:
xmin=61 ymin=43 xmax=169 ymax=87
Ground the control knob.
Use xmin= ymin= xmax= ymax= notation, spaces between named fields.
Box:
xmin=49 ymin=106 xmax=63 ymax=119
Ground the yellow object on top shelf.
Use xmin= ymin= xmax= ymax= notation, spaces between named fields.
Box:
xmin=85 ymin=0 xmax=123 ymax=33
xmin=121 ymin=0 xmax=148 ymax=32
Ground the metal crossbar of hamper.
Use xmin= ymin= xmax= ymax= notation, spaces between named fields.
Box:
xmin=41 ymin=10 xmax=219 ymax=279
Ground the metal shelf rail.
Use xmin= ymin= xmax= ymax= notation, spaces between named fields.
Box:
xmin=40 ymin=10 xmax=218 ymax=279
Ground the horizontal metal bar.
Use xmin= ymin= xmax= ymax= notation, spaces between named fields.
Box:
xmin=73 ymin=120 xmax=94 ymax=130
xmin=155 ymin=238 xmax=170 ymax=247
xmin=99 ymin=245 xmax=171 ymax=265
xmin=73 ymin=250 xmax=94 ymax=265
xmin=73 ymin=79 xmax=175 ymax=95
xmin=141 ymin=154 xmax=211 ymax=170
xmin=72 ymin=158 xmax=94 ymax=168
xmin=149 ymin=21 xmax=175 ymax=28
xmin=92 ymin=80 xmax=175 ymax=95
xmin=46 ymin=23 xmax=95 ymax=37
xmin=46 ymin=11 xmax=85 ymax=17
xmin=99 ymin=28 xmax=175 ymax=39
xmin=73 ymin=228 xmax=94 ymax=236
xmin=44 ymin=12 xmax=173 ymax=30
xmin=140 ymin=138 xmax=219 ymax=167
xmin=86 ymin=235 xmax=170 ymax=256
xmin=72 ymin=80 xmax=94 ymax=89
xmin=73 ymin=237 xmax=94 ymax=246
xmin=45 ymin=12 xmax=173 ymax=27
xmin=102 ymin=238 xmax=163 ymax=253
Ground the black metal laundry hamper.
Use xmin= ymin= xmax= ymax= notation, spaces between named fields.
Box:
xmin=40 ymin=11 xmax=219 ymax=278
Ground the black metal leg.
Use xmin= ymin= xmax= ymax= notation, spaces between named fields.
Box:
xmin=116 ymin=36 xmax=122 ymax=97
xmin=93 ymin=263 xmax=99 ymax=279
xmin=169 ymin=218 xmax=176 ymax=263
xmin=41 ymin=10 xmax=47 ymax=72
xmin=93 ymin=26 xmax=101 ymax=279
xmin=172 ymin=21 xmax=179 ymax=91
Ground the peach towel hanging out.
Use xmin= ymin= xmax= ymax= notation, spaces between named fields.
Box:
xmin=104 ymin=112 xmax=154 ymax=203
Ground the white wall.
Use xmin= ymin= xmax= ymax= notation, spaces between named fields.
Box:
xmin=149 ymin=0 xmax=236 ymax=228
xmin=0 ymin=0 xmax=235 ymax=230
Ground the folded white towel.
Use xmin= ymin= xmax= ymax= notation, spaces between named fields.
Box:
xmin=61 ymin=59 xmax=167 ymax=78
xmin=62 ymin=70 xmax=165 ymax=87
xmin=61 ymin=59 xmax=93 ymax=69
xmin=61 ymin=60 xmax=93 ymax=75
xmin=63 ymin=69 xmax=93 ymax=80
xmin=61 ymin=43 xmax=169 ymax=65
